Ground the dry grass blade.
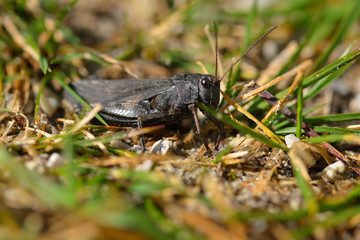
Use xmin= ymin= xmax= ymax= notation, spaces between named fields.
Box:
xmin=257 ymin=70 xmax=304 ymax=126
xmin=18 ymin=112 xmax=29 ymax=140
xmin=343 ymin=134 xmax=360 ymax=143
xmin=89 ymin=154 xmax=185 ymax=167
xmin=161 ymin=161 xmax=218 ymax=167
xmin=239 ymin=60 xmax=312 ymax=102
xmin=257 ymin=41 xmax=299 ymax=85
xmin=2 ymin=15 xmax=40 ymax=62
xmin=252 ymin=167 xmax=278 ymax=197
xmin=68 ymin=103 xmax=102 ymax=134
xmin=180 ymin=211 xmax=239 ymax=240
xmin=347 ymin=124 xmax=360 ymax=130
xmin=91 ymin=51 xmax=139 ymax=79
xmin=27 ymin=127 xmax=53 ymax=137
xmin=196 ymin=61 xmax=209 ymax=74
xmin=81 ymin=130 xmax=109 ymax=155
xmin=146 ymin=2 xmax=191 ymax=43
xmin=126 ymin=125 xmax=165 ymax=138
xmin=222 ymin=90 xmax=286 ymax=147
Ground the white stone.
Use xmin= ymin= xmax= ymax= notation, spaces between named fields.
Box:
xmin=285 ymin=134 xmax=300 ymax=148
xmin=45 ymin=152 xmax=64 ymax=170
xmin=322 ymin=161 xmax=347 ymax=183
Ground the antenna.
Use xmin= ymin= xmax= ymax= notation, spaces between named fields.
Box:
xmin=214 ymin=22 xmax=218 ymax=83
xmin=218 ymin=26 xmax=277 ymax=82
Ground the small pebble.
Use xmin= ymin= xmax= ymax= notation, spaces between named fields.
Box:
xmin=149 ymin=139 xmax=174 ymax=155
xmin=135 ymin=159 xmax=153 ymax=172
xmin=322 ymin=161 xmax=347 ymax=183
xmin=285 ymin=134 xmax=300 ymax=148
xmin=132 ymin=145 xmax=143 ymax=154
xmin=45 ymin=152 xmax=64 ymax=170
xmin=349 ymin=94 xmax=360 ymax=112
xmin=110 ymin=140 xmax=130 ymax=150
xmin=25 ymin=161 xmax=44 ymax=173
xmin=40 ymin=88 xmax=61 ymax=117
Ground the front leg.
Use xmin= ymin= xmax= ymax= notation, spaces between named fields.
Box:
xmin=136 ymin=115 xmax=146 ymax=153
xmin=188 ymin=103 xmax=211 ymax=152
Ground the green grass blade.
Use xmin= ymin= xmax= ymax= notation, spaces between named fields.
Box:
xmin=56 ymin=0 xmax=79 ymax=22
xmin=224 ymin=1 xmax=257 ymax=96
xmin=273 ymin=103 xmax=327 ymax=130
xmin=0 ymin=147 xmax=77 ymax=208
xmin=276 ymin=126 xmax=360 ymax=135
xmin=200 ymin=104 xmax=288 ymax=151
xmin=213 ymin=145 xmax=233 ymax=164
xmin=312 ymin=0 xmax=360 ymax=70
xmin=302 ymin=134 xmax=351 ymax=144
xmin=0 ymin=58 xmax=4 ymax=105
xmin=0 ymin=107 xmax=15 ymax=114
xmin=289 ymin=150 xmax=318 ymax=215
xmin=252 ymin=49 xmax=360 ymax=112
xmin=302 ymin=50 xmax=360 ymax=89
xmin=39 ymin=55 xmax=49 ymax=74
xmin=292 ymin=205 xmax=360 ymax=239
xmin=34 ymin=74 xmax=51 ymax=125
xmin=242 ymin=0 xmax=258 ymax=53
xmin=278 ymin=17 xmax=318 ymax=75
xmin=305 ymin=112 xmax=360 ymax=125
xmin=236 ymin=209 xmax=308 ymax=222
xmin=54 ymin=72 xmax=109 ymax=126
xmin=305 ymin=45 xmax=353 ymax=101
xmin=94 ymin=207 xmax=174 ymax=240
xmin=296 ymin=79 xmax=303 ymax=138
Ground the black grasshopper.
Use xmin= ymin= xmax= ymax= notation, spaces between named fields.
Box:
xmin=64 ymin=26 xmax=276 ymax=152
xmin=65 ymin=73 xmax=222 ymax=152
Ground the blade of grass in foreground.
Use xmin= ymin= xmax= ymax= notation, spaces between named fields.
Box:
xmin=87 ymin=206 xmax=174 ymax=240
xmin=320 ymin=182 xmax=360 ymax=211
xmin=236 ymin=208 xmax=308 ymax=222
xmin=292 ymin=204 xmax=360 ymax=239
xmin=0 ymin=147 xmax=184 ymax=239
xmin=0 ymin=147 xmax=77 ymax=208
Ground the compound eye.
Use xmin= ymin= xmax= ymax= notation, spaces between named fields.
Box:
xmin=201 ymin=77 xmax=211 ymax=88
